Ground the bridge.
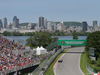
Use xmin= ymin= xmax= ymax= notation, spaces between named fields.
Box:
xmin=58 ymin=40 xmax=86 ymax=46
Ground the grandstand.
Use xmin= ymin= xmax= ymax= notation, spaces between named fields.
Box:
xmin=0 ymin=36 xmax=40 ymax=75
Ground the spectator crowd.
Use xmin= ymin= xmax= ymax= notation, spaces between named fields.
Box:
xmin=0 ymin=36 xmax=38 ymax=74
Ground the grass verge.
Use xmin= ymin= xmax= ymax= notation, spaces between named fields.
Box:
xmin=48 ymin=53 xmax=55 ymax=60
xmin=40 ymin=53 xmax=55 ymax=65
xmin=80 ymin=52 xmax=91 ymax=75
xmin=40 ymin=59 xmax=45 ymax=64
xmin=44 ymin=50 xmax=68 ymax=75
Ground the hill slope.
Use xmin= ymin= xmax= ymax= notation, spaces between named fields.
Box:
xmin=63 ymin=21 xmax=82 ymax=27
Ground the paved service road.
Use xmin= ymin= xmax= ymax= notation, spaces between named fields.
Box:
xmin=56 ymin=47 xmax=84 ymax=75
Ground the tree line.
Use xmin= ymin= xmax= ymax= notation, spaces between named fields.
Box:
xmin=26 ymin=32 xmax=58 ymax=48
xmin=2 ymin=31 xmax=90 ymax=36
xmin=85 ymin=31 xmax=100 ymax=72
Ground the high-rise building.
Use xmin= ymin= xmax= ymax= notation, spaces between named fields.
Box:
xmin=13 ymin=16 xmax=19 ymax=28
xmin=93 ymin=20 xmax=98 ymax=27
xmin=44 ymin=18 xmax=47 ymax=28
xmin=39 ymin=17 xmax=44 ymax=27
xmin=7 ymin=22 xmax=12 ymax=29
xmin=53 ymin=23 xmax=57 ymax=31
xmin=2 ymin=17 xmax=7 ymax=28
xmin=93 ymin=20 xmax=98 ymax=31
xmin=0 ymin=19 xmax=2 ymax=30
xmin=57 ymin=22 xmax=63 ymax=31
xmin=17 ymin=18 xmax=19 ymax=28
xmin=47 ymin=21 xmax=52 ymax=31
xmin=82 ymin=21 xmax=88 ymax=31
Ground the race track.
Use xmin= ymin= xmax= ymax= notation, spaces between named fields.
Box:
xmin=56 ymin=47 xmax=84 ymax=75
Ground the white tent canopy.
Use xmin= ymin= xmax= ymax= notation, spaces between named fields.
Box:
xmin=40 ymin=46 xmax=47 ymax=50
xmin=36 ymin=46 xmax=40 ymax=50
xmin=34 ymin=46 xmax=47 ymax=55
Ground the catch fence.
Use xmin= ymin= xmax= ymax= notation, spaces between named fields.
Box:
xmin=45 ymin=41 xmax=58 ymax=51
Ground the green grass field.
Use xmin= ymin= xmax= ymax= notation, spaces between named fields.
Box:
xmin=80 ymin=52 xmax=91 ymax=75
xmin=44 ymin=50 xmax=68 ymax=75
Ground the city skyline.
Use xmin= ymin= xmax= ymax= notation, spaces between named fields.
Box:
xmin=0 ymin=0 xmax=100 ymax=26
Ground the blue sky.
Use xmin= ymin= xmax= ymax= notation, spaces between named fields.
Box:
xmin=0 ymin=0 xmax=100 ymax=26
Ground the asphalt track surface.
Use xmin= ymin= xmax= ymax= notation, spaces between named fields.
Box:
xmin=56 ymin=47 xmax=84 ymax=75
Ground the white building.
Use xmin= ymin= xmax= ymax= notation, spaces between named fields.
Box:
xmin=47 ymin=21 xmax=52 ymax=31
xmin=27 ymin=23 xmax=32 ymax=29
xmin=57 ymin=23 xmax=63 ymax=31
xmin=6 ymin=22 xmax=12 ymax=29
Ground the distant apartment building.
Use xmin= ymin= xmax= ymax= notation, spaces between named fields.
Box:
xmin=57 ymin=22 xmax=63 ymax=31
xmin=76 ymin=26 xmax=82 ymax=32
xmin=93 ymin=20 xmax=98 ymax=31
xmin=62 ymin=26 xmax=67 ymax=31
xmin=6 ymin=22 xmax=12 ymax=29
xmin=0 ymin=19 xmax=2 ymax=30
xmin=2 ymin=17 xmax=7 ymax=28
xmin=68 ymin=26 xmax=74 ymax=31
xmin=82 ymin=21 xmax=88 ymax=31
xmin=47 ymin=21 xmax=52 ymax=31
xmin=27 ymin=23 xmax=32 ymax=29
xmin=87 ymin=26 xmax=93 ymax=32
xmin=68 ymin=26 xmax=81 ymax=32
xmin=39 ymin=17 xmax=44 ymax=27
xmin=57 ymin=22 xmax=64 ymax=31
xmin=44 ymin=18 xmax=47 ymax=28
xmin=53 ymin=23 xmax=57 ymax=31
xmin=13 ymin=16 xmax=19 ymax=28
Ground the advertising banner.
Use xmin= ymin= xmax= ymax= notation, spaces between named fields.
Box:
xmin=58 ymin=40 xmax=86 ymax=46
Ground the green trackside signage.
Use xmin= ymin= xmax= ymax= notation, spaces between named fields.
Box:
xmin=58 ymin=40 xmax=87 ymax=46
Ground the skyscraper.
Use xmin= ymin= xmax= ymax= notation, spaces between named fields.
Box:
xmin=93 ymin=20 xmax=98 ymax=31
xmin=53 ymin=23 xmax=57 ymax=31
xmin=2 ymin=17 xmax=7 ymax=28
xmin=44 ymin=18 xmax=47 ymax=28
xmin=13 ymin=16 xmax=19 ymax=28
xmin=17 ymin=18 xmax=19 ymax=28
xmin=39 ymin=17 xmax=44 ymax=27
xmin=0 ymin=19 xmax=2 ymax=30
xmin=82 ymin=21 xmax=88 ymax=31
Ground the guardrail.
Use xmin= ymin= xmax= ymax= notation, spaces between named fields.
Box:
xmin=86 ymin=63 xmax=95 ymax=74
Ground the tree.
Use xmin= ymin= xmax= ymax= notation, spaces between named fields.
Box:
xmin=72 ymin=30 xmax=78 ymax=39
xmin=3 ymin=31 xmax=12 ymax=36
xmin=12 ymin=31 xmax=23 ymax=36
xmin=26 ymin=32 xmax=58 ymax=48
xmin=24 ymin=32 xmax=35 ymax=36
xmin=85 ymin=31 xmax=100 ymax=72
xmin=86 ymin=31 xmax=100 ymax=60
